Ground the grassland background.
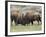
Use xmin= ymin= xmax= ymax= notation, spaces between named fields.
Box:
xmin=10 ymin=22 xmax=42 ymax=32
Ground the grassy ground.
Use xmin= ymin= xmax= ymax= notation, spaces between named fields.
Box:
xmin=10 ymin=23 xmax=42 ymax=32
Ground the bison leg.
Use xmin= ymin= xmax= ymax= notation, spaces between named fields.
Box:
xmin=22 ymin=22 xmax=26 ymax=26
xmin=22 ymin=24 xmax=25 ymax=26
xmin=38 ymin=20 xmax=41 ymax=25
xmin=11 ymin=19 xmax=13 ymax=26
xmin=11 ymin=16 xmax=14 ymax=26
xmin=15 ymin=21 xmax=18 ymax=26
xmin=38 ymin=21 xmax=39 ymax=25
xmin=37 ymin=20 xmax=39 ymax=25
xmin=31 ymin=21 xmax=33 ymax=25
xmin=11 ymin=20 xmax=12 ymax=26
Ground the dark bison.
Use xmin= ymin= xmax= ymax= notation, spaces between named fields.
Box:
xmin=25 ymin=12 xmax=41 ymax=25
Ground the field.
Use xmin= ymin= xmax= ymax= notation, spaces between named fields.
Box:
xmin=10 ymin=22 xmax=42 ymax=32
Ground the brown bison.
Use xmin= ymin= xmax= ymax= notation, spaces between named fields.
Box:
xmin=11 ymin=10 xmax=21 ymax=26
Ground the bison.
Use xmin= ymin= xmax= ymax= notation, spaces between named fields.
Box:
xmin=11 ymin=11 xmax=41 ymax=26
xmin=25 ymin=12 xmax=41 ymax=25
xmin=11 ymin=10 xmax=20 ymax=26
